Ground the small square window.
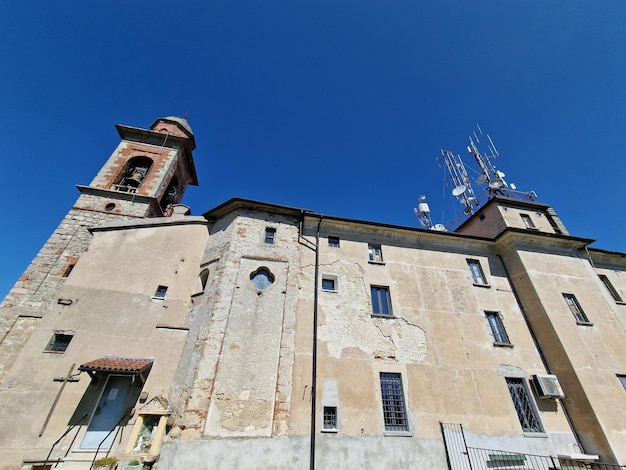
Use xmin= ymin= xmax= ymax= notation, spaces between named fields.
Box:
xmin=485 ymin=312 xmax=511 ymax=345
xmin=45 ymin=332 xmax=74 ymax=353
xmin=599 ymin=274 xmax=623 ymax=302
xmin=371 ymin=286 xmax=392 ymax=316
xmin=153 ymin=285 xmax=168 ymax=300
xmin=322 ymin=276 xmax=337 ymax=292
xmin=368 ymin=244 xmax=383 ymax=263
xmin=520 ymin=213 xmax=536 ymax=229
xmin=328 ymin=236 xmax=340 ymax=248
xmin=563 ymin=293 xmax=590 ymax=324
xmin=322 ymin=406 xmax=337 ymax=431
xmin=264 ymin=227 xmax=276 ymax=244
xmin=467 ymin=259 xmax=488 ymax=286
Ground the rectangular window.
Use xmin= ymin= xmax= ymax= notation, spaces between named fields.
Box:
xmin=45 ymin=332 xmax=73 ymax=353
xmin=328 ymin=236 xmax=340 ymax=248
xmin=617 ymin=375 xmax=626 ymax=392
xmin=380 ymin=372 xmax=408 ymax=432
xmin=485 ymin=312 xmax=511 ymax=345
xmin=264 ymin=227 xmax=276 ymax=244
xmin=371 ymin=286 xmax=392 ymax=316
xmin=323 ymin=406 xmax=337 ymax=431
xmin=153 ymin=285 xmax=168 ymax=300
xmin=520 ymin=213 xmax=536 ymax=229
xmin=467 ymin=259 xmax=487 ymax=286
xmin=506 ymin=378 xmax=543 ymax=433
xmin=368 ymin=244 xmax=383 ymax=263
xmin=599 ymin=274 xmax=623 ymax=302
xmin=563 ymin=293 xmax=590 ymax=323
xmin=322 ymin=276 xmax=336 ymax=292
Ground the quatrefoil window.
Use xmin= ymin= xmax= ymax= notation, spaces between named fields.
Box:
xmin=250 ymin=267 xmax=275 ymax=291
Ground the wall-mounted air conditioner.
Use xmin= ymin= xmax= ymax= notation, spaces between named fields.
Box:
xmin=532 ymin=374 xmax=565 ymax=399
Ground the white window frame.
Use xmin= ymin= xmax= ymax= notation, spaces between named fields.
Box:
xmin=368 ymin=244 xmax=383 ymax=263
xmin=467 ymin=259 xmax=488 ymax=286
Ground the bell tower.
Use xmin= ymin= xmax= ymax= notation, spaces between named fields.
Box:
xmin=0 ymin=117 xmax=198 ymax=383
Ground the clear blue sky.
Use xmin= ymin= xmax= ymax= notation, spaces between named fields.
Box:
xmin=1 ymin=1 xmax=625 ymax=299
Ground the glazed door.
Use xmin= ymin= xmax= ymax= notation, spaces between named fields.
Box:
xmin=81 ymin=375 xmax=132 ymax=449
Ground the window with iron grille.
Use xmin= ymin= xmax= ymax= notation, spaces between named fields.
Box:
xmin=599 ymin=275 xmax=623 ymax=302
xmin=45 ymin=332 xmax=74 ymax=353
xmin=563 ymin=293 xmax=590 ymax=323
xmin=323 ymin=406 xmax=337 ymax=431
xmin=328 ymin=236 xmax=340 ymax=248
xmin=467 ymin=259 xmax=487 ymax=286
xmin=506 ymin=378 xmax=543 ymax=433
xmin=371 ymin=286 xmax=392 ymax=316
xmin=380 ymin=372 xmax=408 ymax=432
xmin=368 ymin=244 xmax=383 ymax=263
xmin=485 ymin=312 xmax=511 ymax=345
xmin=264 ymin=227 xmax=276 ymax=244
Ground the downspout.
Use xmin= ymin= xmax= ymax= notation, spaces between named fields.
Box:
xmin=310 ymin=215 xmax=323 ymax=470
xmin=497 ymin=254 xmax=585 ymax=453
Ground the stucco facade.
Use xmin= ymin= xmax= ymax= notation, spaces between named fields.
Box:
xmin=0 ymin=118 xmax=625 ymax=470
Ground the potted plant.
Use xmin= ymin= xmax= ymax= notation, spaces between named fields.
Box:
xmin=126 ymin=459 xmax=142 ymax=469
xmin=93 ymin=456 xmax=118 ymax=470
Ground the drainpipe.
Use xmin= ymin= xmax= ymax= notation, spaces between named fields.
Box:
xmin=310 ymin=216 xmax=323 ymax=470
xmin=497 ymin=255 xmax=585 ymax=453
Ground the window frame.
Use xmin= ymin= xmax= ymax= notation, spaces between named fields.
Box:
xmin=153 ymin=285 xmax=168 ymax=300
xmin=379 ymin=372 xmax=409 ymax=433
xmin=520 ymin=213 xmax=537 ymax=230
xmin=467 ymin=259 xmax=488 ymax=286
xmin=44 ymin=331 xmax=74 ymax=353
xmin=485 ymin=311 xmax=512 ymax=346
xmin=371 ymin=285 xmax=393 ymax=316
xmin=328 ymin=236 xmax=340 ymax=248
xmin=563 ymin=293 xmax=591 ymax=325
xmin=368 ymin=244 xmax=384 ymax=263
xmin=264 ymin=227 xmax=276 ymax=245
xmin=599 ymin=274 xmax=623 ymax=302
xmin=506 ymin=377 xmax=544 ymax=434
xmin=322 ymin=406 xmax=338 ymax=432
xmin=321 ymin=275 xmax=337 ymax=292
xmin=617 ymin=375 xmax=626 ymax=392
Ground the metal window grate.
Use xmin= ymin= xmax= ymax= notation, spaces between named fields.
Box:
xmin=506 ymin=378 xmax=542 ymax=433
xmin=323 ymin=406 xmax=337 ymax=430
xmin=380 ymin=372 xmax=408 ymax=431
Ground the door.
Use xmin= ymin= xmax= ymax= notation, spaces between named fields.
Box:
xmin=81 ymin=375 xmax=132 ymax=449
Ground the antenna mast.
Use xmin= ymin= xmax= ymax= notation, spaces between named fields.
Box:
xmin=438 ymin=149 xmax=478 ymax=215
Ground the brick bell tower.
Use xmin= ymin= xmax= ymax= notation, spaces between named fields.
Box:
xmin=0 ymin=117 xmax=198 ymax=382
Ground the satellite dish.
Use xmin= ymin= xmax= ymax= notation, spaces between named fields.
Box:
xmin=434 ymin=224 xmax=447 ymax=231
xmin=489 ymin=178 xmax=504 ymax=189
xmin=452 ymin=185 xmax=467 ymax=197
xmin=476 ymin=174 xmax=487 ymax=185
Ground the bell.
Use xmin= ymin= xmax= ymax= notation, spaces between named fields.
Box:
xmin=127 ymin=170 xmax=145 ymax=187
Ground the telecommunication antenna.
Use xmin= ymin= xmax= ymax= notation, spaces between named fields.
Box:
xmin=467 ymin=125 xmax=507 ymax=192
xmin=438 ymin=149 xmax=478 ymax=215
xmin=413 ymin=195 xmax=434 ymax=230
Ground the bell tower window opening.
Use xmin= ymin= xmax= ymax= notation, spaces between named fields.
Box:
xmin=114 ymin=156 xmax=153 ymax=193
xmin=160 ymin=177 xmax=179 ymax=213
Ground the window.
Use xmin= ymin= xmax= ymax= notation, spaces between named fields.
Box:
xmin=371 ymin=286 xmax=392 ymax=316
xmin=467 ymin=259 xmax=487 ymax=286
xmin=520 ymin=213 xmax=536 ymax=229
xmin=563 ymin=293 xmax=590 ymax=323
xmin=322 ymin=406 xmax=337 ymax=431
xmin=322 ymin=275 xmax=337 ymax=292
xmin=599 ymin=274 xmax=623 ymax=302
xmin=368 ymin=244 xmax=383 ymax=263
xmin=328 ymin=236 xmax=340 ymax=248
xmin=45 ymin=332 xmax=73 ymax=353
xmin=250 ymin=267 xmax=275 ymax=291
xmin=617 ymin=375 xmax=626 ymax=392
xmin=264 ymin=227 xmax=276 ymax=244
xmin=485 ymin=312 xmax=511 ymax=345
xmin=380 ymin=372 xmax=408 ymax=432
xmin=506 ymin=378 xmax=543 ymax=433
xmin=153 ymin=285 xmax=168 ymax=300
xmin=114 ymin=156 xmax=153 ymax=193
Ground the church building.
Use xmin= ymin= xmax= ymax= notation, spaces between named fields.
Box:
xmin=0 ymin=118 xmax=624 ymax=470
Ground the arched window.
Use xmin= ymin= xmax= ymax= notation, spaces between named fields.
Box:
xmin=250 ymin=267 xmax=275 ymax=291
xmin=199 ymin=269 xmax=209 ymax=291
xmin=160 ymin=177 xmax=179 ymax=212
xmin=114 ymin=156 xmax=153 ymax=193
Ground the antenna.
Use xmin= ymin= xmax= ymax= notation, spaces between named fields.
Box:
xmin=438 ymin=149 xmax=478 ymax=215
xmin=467 ymin=125 xmax=506 ymax=193
xmin=414 ymin=195 xmax=434 ymax=230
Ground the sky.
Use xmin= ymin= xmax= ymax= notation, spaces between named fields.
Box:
xmin=1 ymin=1 xmax=625 ymax=299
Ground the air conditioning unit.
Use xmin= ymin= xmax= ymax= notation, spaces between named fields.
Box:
xmin=532 ymin=374 xmax=565 ymax=399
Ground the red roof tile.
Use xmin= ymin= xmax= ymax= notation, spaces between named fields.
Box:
xmin=79 ymin=356 xmax=154 ymax=374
